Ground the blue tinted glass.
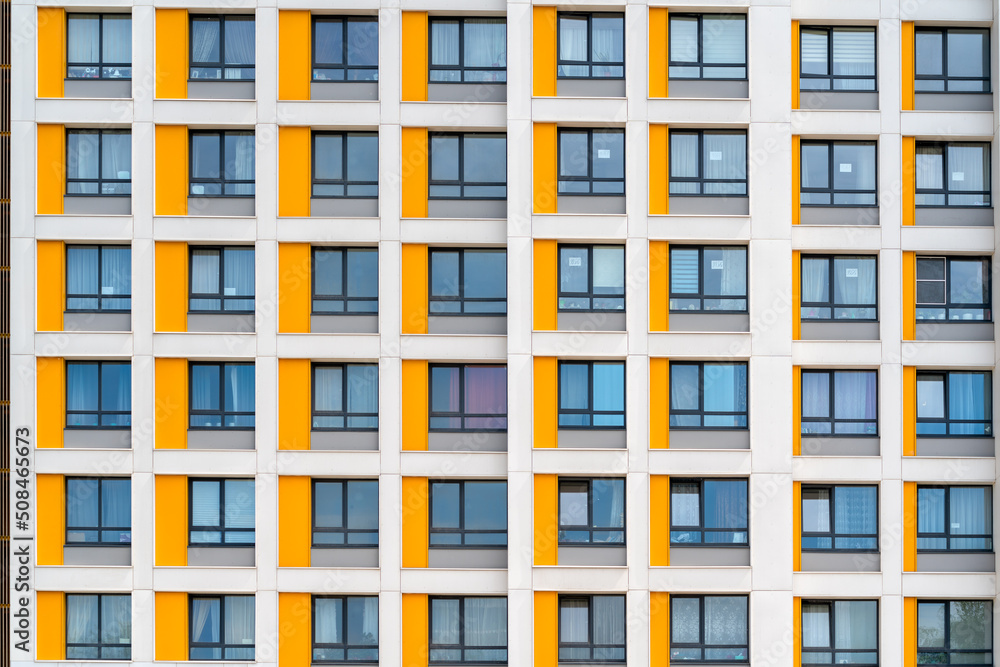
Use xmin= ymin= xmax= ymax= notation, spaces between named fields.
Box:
xmin=191 ymin=134 xmax=221 ymax=179
xmin=431 ymin=367 xmax=461 ymax=413
xmin=464 ymin=135 xmax=506 ymax=185
xmin=101 ymin=363 xmax=131 ymax=413
xmin=431 ymin=252 xmax=460 ymax=298
xmin=346 ymin=135 xmax=378 ymax=183
xmin=918 ymin=488 xmax=945 ymax=534
xmin=465 ymin=482 xmax=506 ymax=531
xmin=430 ymin=136 xmax=459 ymax=181
xmin=314 ymin=366 xmax=343 ymax=412
xmin=67 ymin=479 xmax=100 ymax=528
xmin=703 ymin=364 xmax=747 ymax=413
xmin=224 ymin=365 xmax=255 ymax=413
xmin=347 ymin=20 xmax=378 ymax=67
xmin=949 ymin=373 xmax=990 ymax=421
xmin=560 ymin=363 xmax=589 ymax=410
xmin=431 ymin=483 xmax=460 ymax=528
xmin=465 ymin=250 xmax=505 ymax=299
xmin=314 ymin=482 xmax=344 ymax=529
xmin=835 ymin=487 xmax=877 ymax=536
xmin=592 ymin=363 xmax=625 ymax=412
xmin=102 ymin=479 xmax=131 ymax=530
xmin=346 ymin=250 xmax=378 ymax=298
xmin=191 ymin=365 xmax=220 ymax=410
xmin=704 ymin=480 xmax=747 ymax=529
xmin=314 ymin=250 xmax=343 ymax=297
xmin=67 ymin=363 xmax=99 ymax=412
xmin=225 ymin=480 xmax=255 ymax=531
xmin=347 ymin=481 xmax=378 ymax=530
xmin=314 ymin=135 xmax=344 ymax=181
xmin=670 ymin=364 xmax=700 ymax=411
xmin=315 ymin=20 xmax=344 ymax=65
xmin=592 ymin=479 xmax=625 ymax=528
xmin=67 ymin=247 xmax=99 ymax=295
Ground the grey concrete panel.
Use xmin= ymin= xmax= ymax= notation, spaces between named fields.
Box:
xmin=799 ymin=91 xmax=878 ymax=110
xmin=668 ymin=547 xmax=750 ymax=567
xmin=311 ymin=548 xmax=379 ymax=568
xmin=668 ymin=79 xmax=748 ymax=99
xmin=427 ymin=199 xmax=507 ymax=219
xmin=557 ymin=312 xmax=626 ymax=332
xmin=557 ymin=79 xmax=626 ymax=97
xmin=669 ymin=313 xmax=749 ymax=332
xmin=188 ymin=313 xmax=256 ymax=333
xmin=668 ymin=430 xmax=750 ymax=450
xmin=64 ymin=546 xmax=132 ymax=566
xmin=558 ymin=546 xmax=627 ymax=566
xmin=311 ymin=431 xmax=379 ymax=451
xmin=64 ymin=313 xmax=131 ymax=332
xmin=428 ymin=316 xmax=506 ymax=335
xmin=799 ymin=437 xmax=880 ymax=457
xmin=310 ymin=198 xmax=379 ymax=218
xmin=311 ymin=315 xmax=379 ymax=334
xmin=64 ymin=196 xmax=132 ymax=215
xmin=187 ymin=430 xmax=256 ymax=450
xmin=558 ymin=430 xmax=626 ymax=448
xmin=915 ymin=93 xmax=993 ymax=112
xmin=800 ymin=322 xmax=879 ymax=340
xmin=916 ymin=438 xmax=994 ymax=458
xmin=64 ymin=79 xmax=132 ymax=98
xmin=188 ymin=80 xmax=256 ymax=99
xmin=311 ymin=82 xmax=379 ymax=101
xmin=428 ymin=83 xmax=506 ymax=103
xmin=429 ymin=548 xmax=507 ymax=569
xmin=801 ymin=551 xmax=880 ymax=572
xmin=187 ymin=197 xmax=256 ymax=217
xmin=917 ymin=553 xmax=994 ymax=572
xmin=799 ymin=207 xmax=879 ymax=226
xmin=915 ymin=208 xmax=993 ymax=226
xmin=428 ymin=432 xmax=507 ymax=452
xmin=557 ymin=196 xmax=625 ymax=215
xmin=915 ymin=322 xmax=994 ymax=341
xmin=64 ymin=429 xmax=131 ymax=449
xmin=187 ymin=546 xmax=255 ymax=566
xmin=669 ymin=196 xmax=749 ymax=216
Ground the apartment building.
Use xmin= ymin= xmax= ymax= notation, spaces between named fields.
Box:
xmin=8 ymin=0 xmax=1000 ymax=665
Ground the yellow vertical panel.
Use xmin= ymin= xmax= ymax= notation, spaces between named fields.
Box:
xmin=279 ymin=593 xmax=312 ymax=666
xmin=155 ymin=358 xmax=188 ymax=449
xmin=534 ymin=122 xmax=558 ymax=214
xmin=279 ymin=11 xmax=311 ymax=101
xmin=532 ymin=7 xmax=557 ymax=97
xmin=902 ymin=252 xmax=916 ymax=340
xmin=36 ymin=124 xmax=65 ymax=215
xmin=154 ymin=125 xmax=188 ymax=215
xmin=401 ymin=478 xmax=428 ymax=568
xmin=37 ymin=8 xmax=66 ymax=98
xmin=402 ymin=594 xmax=429 ymax=667
xmin=791 ymin=21 xmax=800 ymax=109
xmin=534 ymin=474 xmax=558 ymax=566
xmin=902 ymin=136 xmax=916 ymax=226
xmin=36 ymin=474 xmax=64 ymax=565
xmin=278 ymin=243 xmax=311 ymax=334
xmin=792 ymin=136 xmax=801 ymax=225
xmin=533 ymin=240 xmax=557 ymax=331
xmin=903 ymin=366 xmax=916 ymax=457
xmin=649 ymin=9 xmax=668 ymax=98
xmin=278 ymin=127 xmax=312 ymax=216
xmin=155 ymin=9 xmax=189 ymax=99
xmin=36 ymin=240 xmax=65 ymax=331
xmin=36 ymin=358 xmax=64 ymax=449
xmin=401 ymin=128 xmax=429 ymax=218
xmin=534 ymin=591 xmax=558 ymax=667
xmin=792 ymin=251 xmax=801 ymax=340
xmin=649 ymin=475 xmax=670 ymax=565
xmin=401 ymin=244 xmax=429 ymax=334
xmin=155 ymin=592 xmax=188 ymax=661
xmin=903 ymin=482 xmax=917 ymax=572
xmin=793 ymin=597 xmax=802 ymax=667
xmin=649 ymin=358 xmax=669 ymax=449
xmin=533 ymin=357 xmax=557 ymax=448
xmin=903 ymin=598 xmax=917 ymax=665
xmin=901 ymin=22 xmax=915 ymax=111
xmin=649 ymin=125 xmax=669 ymax=215
xmin=155 ymin=475 xmax=188 ymax=566
xmin=279 ymin=476 xmax=311 ymax=567
xmin=279 ymin=359 xmax=311 ymax=450
xmin=36 ymin=592 xmax=65 ymax=660
xmin=402 ymin=360 xmax=429 ymax=451
xmin=792 ymin=366 xmax=801 ymax=456
xmin=650 ymin=592 xmax=670 ymax=666
xmin=155 ymin=241 xmax=188 ymax=332
xmin=649 ymin=241 xmax=669 ymax=331
xmin=792 ymin=481 xmax=801 ymax=572
xmin=401 ymin=13 xmax=428 ymax=101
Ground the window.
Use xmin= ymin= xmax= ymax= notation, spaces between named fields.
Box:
xmin=558 ymin=478 xmax=625 ymax=544
xmin=312 ymin=248 xmax=378 ymax=314
xmin=669 ymin=362 xmax=748 ymax=429
xmin=557 ymin=13 xmax=624 ymax=79
xmin=558 ymin=245 xmax=625 ymax=312
xmin=429 ymin=248 xmax=506 ymax=315
xmin=66 ymin=130 xmax=131 ymax=195
xmin=190 ymin=16 xmax=255 ymax=80
xmin=800 ymin=255 xmax=877 ymax=321
xmin=66 ymin=361 xmax=131 ymax=428
xmin=670 ymin=595 xmax=749 ymax=662
xmin=313 ymin=480 xmax=378 ymax=546
xmin=801 ymin=600 xmax=878 ymax=666
xmin=801 ymin=370 xmax=878 ymax=436
xmin=189 ymin=363 xmax=255 ymax=428
xmin=916 ymin=371 xmax=992 ymax=436
xmin=430 ymin=481 xmax=507 ymax=546
xmin=916 ymin=142 xmax=991 ymax=207
xmin=558 ymin=129 xmax=625 ymax=195
xmin=558 ymin=361 xmax=625 ymax=428
xmin=669 ymin=246 xmax=747 ymax=313
xmin=917 ymin=600 xmax=993 ymax=665
xmin=66 ymin=594 xmax=132 ymax=660
xmin=917 ymin=257 xmax=991 ymax=321
xmin=190 ymin=131 xmax=255 ymax=196
xmin=66 ymin=245 xmax=131 ymax=312
xmin=800 ymin=141 xmax=877 ymax=206
xmin=190 ymin=595 xmax=255 ymax=660
xmin=799 ymin=27 xmax=876 ymax=91
xmin=669 ymin=14 xmax=747 ymax=80
xmin=67 ymin=14 xmax=131 ymax=79
xmin=189 ymin=478 xmax=255 ymax=545
xmin=66 ymin=477 xmax=131 ymax=544
xmin=915 ymin=28 xmax=990 ymax=93
xmin=189 ymin=247 xmax=255 ymax=313
xmin=670 ymin=479 xmax=748 ymax=546
xmin=313 ymin=596 xmax=379 ymax=663
xmin=918 ymin=486 xmax=993 ymax=551
xmin=801 ymin=485 xmax=878 ymax=551
xmin=429 ymin=365 xmax=507 ymax=431
xmin=312 ymin=17 xmax=378 ymax=81
xmin=670 ymin=131 xmax=747 ymax=196
xmin=312 ymin=133 xmax=378 ymax=198
xmin=430 ymin=18 xmax=507 ymax=83
xmin=559 ymin=595 xmax=626 ymax=662
xmin=430 ymin=597 xmax=508 ymax=663
xmin=429 ymin=133 xmax=507 ymax=199
xmin=312 ymin=364 xmax=378 ymax=430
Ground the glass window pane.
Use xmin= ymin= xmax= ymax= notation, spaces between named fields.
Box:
xmin=67 ymin=246 xmax=100 ymax=297
xmin=346 ymin=134 xmax=378 ymax=183
xmin=346 ymin=250 xmax=378 ymax=298
xmin=559 ymin=132 xmax=589 ymax=177
xmin=703 ymin=16 xmax=746 ymax=65
xmin=223 ymin=364 xmax=255 ymax=413
xmin=948 ymin=31 xmax=986 ymax=79
xmin=465 ymin=250 xmax=506 ymax=299
xmin=947 ymin=144 xmax=989 ymax=192
xmin=223 ymin=18 xmax=255 ymax=66
xmin=703 ymin=133 xmax=746 ymax=181
xmin=224 ymin=133 xmax=255 ymax=182
xmin=430 ymin=367 xmax=461 ymax=413
xmin=592 ymin=247 xmax=624 ymax=296
xmin=802 ymin=487 xmax=831 ymax=532
xmin=559 ymin=482 xmax=589 ymax=527
xmin=950 ymin=601 xmax=992 ymax=651
xmin=950 ymin=259 xmax=988 ymax=306
xmin=670 ymin=133 xmax=699 ymax=179
xmin=918 ymin=602 xmax=946 ymax=648
xmin=67 ymin=132 xmax=99 ymax=180
xmin=800 ymin=30 xmax=828 ymax=76
xmin=592 ymin=363 xmax=625 ymax=413
xmin=431 ymin=21 xmax=460 ymax=66
xmin=670 ymin=17 xmax=698 ymax=63
xmin=314 ymin=366 xmax=343 ymax=413
xmin=430 ymin=136 xmax=459 ymax=181
xmin=191 ymin=134 xmax=221 ymax=179
xmin=834 ymin=601 xmax=877 ymax=650
xmin=67 ymin=363 xmax=99 ymax=412
xmin=67 ymin=595 xmax=100 ymax=644
xmin=559 ymin=16 xmax=588 ymax=62
xmin=224 ymin=480 xmax=255 ymax=529
xmin=949 ymin=373 xmax=990 ymax=421
xmin=916 ymin=146 xmax=944 ymax=190
xmin=314 ymin=135 xmax=343 ymax=181
xmin=802 ymin=372 xmax=831 ymax=419
xmin=465 ymin=19 xmax=506 ymax=69
xmin=917 ymin=375 xmax=945 ymax=419
xmin=832 ymin=29 xmax=875 ymax=78
xmin=704 ymin=480 xmax=747 ymax=530
xmin=465 ymin=366 xmax=507 ymax=416
xmin=191 ymin=480 xmax=221 ymax=528
xmin=560 ymin=248 xmax=589 ymax=294
xmin=702 ymin=247 xmax=746 ymax=298
xmin=464 ymin=135 xmax=506 ymax=185
xmin=191 ymin=19 xmax=220 ymax=64
xmin=67 ymin=479 xmax=100 ymax=529
xmin=703 ymin=363 xmax=747 ymax=414
xmin=591 ymin=479 xmax=625 ymax=529
xmin=431 ymin=483 xmax=460 ymax=529
xmin=833 ymin=143 xmax=876 ymax=192
xmin=801 ymin=143 xmax=830 ymax=190
xmin=68 ymin=15 xmax=101 ymax=65
xmin=559 ymin=363 xmax=589 ymax=411
xmin=347 ymin=20 xmax=378 ymax=68
xmin=915 ymin=32 xmax=943 ymax=76
xmin=314 ymin=597 xmax=343 ymax=644
xmin=834 ymin=487 xmax=877 ymax=536
xmin=592 ymin=596 xmax=625 ymax=645
xmin=314 ymin=481 xmax=344 ymax=529
xmin=224 ymin=596 xmax=255 ymax=645
xmin=591 ymin=16 xmax=623 ymax=64
xmin=314 ymin=250 xmax=343 ymax=297
xmin=346 ymin=597 xmax=379 ymax=645
xmin=431 ymin=598 xmax=460 ymax=644
xmin=465 ymin=482 xmax=507 ymax=531
xmin=101 ymin=132 xmax=131 ymax=181
xmin=671 ymin=482 xmax=701 ymax=527
xmin=670 ymin=364 xmax=700 ymax=411
xmin=704 ymin=597 xmax=747 ymax=644
xmin=832 ymin=257 xmax=877 ymax=306
xmin=346 ymin=481 xmax=378 ymax=530
xmin=671 ymin=597 xmax=701 ymax=644
xmin=592 ymin=131 xmax=624 ymax=179
xmin=314 ymin=20 xmax=343 ymax=65
xmin=430 ymin=251 xmax=460 ymax=298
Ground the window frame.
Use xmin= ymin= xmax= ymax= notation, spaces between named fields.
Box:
xmin=557 ymin=360 xmax=626 ymax=429
xmin=915 ymin=28 xmax=991 ymax=94
xmin=428 ymin=480 xmax=508 ymax=548
xmin=557 ymin=244 xmax=626 ymax=313
xmin=798 ymin=26 xmax=877 ymax=92
xmin=669 ymin=478 xmax=749 ymax=547
xmin=65 ymin=593 xmax=132 ymax=660
xmin=557 ymin=128 xmax=626 ymax=195
xmin=311 ymin=247 xmax=379 ymax=315
xmin=429 ymin=596 xmax=508 ymax=664
xmin=668 ymin=129 xmax=748 ymax=196
xmin=668 ymin=13 xmax=748 ymax=81
xmin=65 ymin=129 xmax=131 ymax=196
xmin=799 ymin=140 xmax=878 ymax=207
xmin=188 ymin=15 xmax=256 ymax=81
xmin=65 ymin=477 xmax=132 ymax=545
xmin=800 ymin=369 xmax=879 ymax=437
xmin=428 ymin=132 xmax=507 ymax=200
xmin=311 ymin=595 xmax=379 ymax=664
xmin=800 ymin=255 xmax=879 ymax=322
xmin=66 ymin=13 xmax=132 ymax=80
xmin=669 ymin=594 xmax=750 ymax=663
xmin=188 ymin=130 xmax=256 ymax=197
xmin=558 ymin=594 xmax=627 ymax=663
xmin=916 ymin=256 xmax=992 ymax=322
xmin=311 ymin=16 xmax=379 ymax=82
xmin=188 ymin=362 xmax=256 ymax=430
xmin=800 ymin=599 xmax=879 ymax=667
xmin=668 ymin=361 xmax=749 ymax=430
xmin=558 ymin=478 xmax=626 ymax=546
xmin=916 ymin=370 xmax=993 ymax=437
xmin=188 ymin=478 xmax=255 ymax=546
xmin=188 ymin=246 xmax=255 ymax=314
xmin=65 ymin=360 xmax=131 ymax=429
xmin=801 ymin=484 xmax=879 ymax=553
xmin=428 ymin=18 xmax=507 ymax=84
xmin=311 ymin=131 xmax=379 ymax=199
xmin=65 ymin=244 xmax=131 ymax=312
xmin=916 ymin=599 xmax=994 ymax=666
xmin=428 ymin=247 xmax=507 ymax=316
xmin=915 ymin=142 xmax=992 ymax=208
xmin=188 ymin=594 xmax=255 ymax=661
xmin=311 ymin=363 xmax=379 ymax=431
xmin=668 ymin=245 xmax=748 ymax=314
xmin=556 ymin=12 xmax=625 ymax=80
xmin=917 ymin=485 xmax=993 ymax=553
xmin=428 ymin=364 xmax=508 ymax=433
xmin=311 ymin=479 xmax=379 ymax=547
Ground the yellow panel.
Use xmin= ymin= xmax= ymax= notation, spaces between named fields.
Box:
xmin=279 ymin=593 xmax=312 ymax=666
xmin=279 ymin=11 xmax=312 ymax=101
xmin=402 ymin=594 xmax=429 ymax=667
xmin=279 ymin=476 xmax=311 ymax=567
xmin=649 ymin=241 xmax=669 ymax=331
xmin=791 ymin=136 xmax=801 ymax=225
xmin=36 ymin=240 xmax=65 ymax=331
xmin=902 ymin=252 xmax=916 ymax=340
xmin=534 ymin=474 xmax=557 ymax=566
xmin=401 ymin=244 xmax=429 ymax=334
xmin=903 ymin=366 xmax=916 ymax=457
xmin=901 ymin=22 xmax=915 ymax=111
xmin=903 ymin=598 xmax=917 ymax=665
xmin=36 ymin=358 xmax=64 ymax=449
xmin=278 ymin=243 xmax=312 ymax=334
xmin=154 ymin=358 xmax=188 ymax=449
xmin=401 ymin=478 xmax=428 ymax=568
xmin=649 ymin=9 xmax=668 ymax=98
xmin=36 ymin=591 xmax=65 ymax=660
xmin=533 ymin=591 xmax=558 ymax=667
xmin=649 ymin=358 xmax=669 ymax=449
xmin=155 ymin=9 xmax=189 ymax=99
xmin=37 ymin=9 xmax=66 ymax=98
xmin=279 ymin=359 xmax=311 ymax=450
xmin=792 ymin=481 xmax=801 ymax=572
xmin=401 ymin=12 xmax=428 ymax=101
xmin=155 ymin=241 xmax=188 ymax=332
xmin=649 ymin=125 xmax=669 ymax=215
xmin=903 ymin=482 xmax=917 ymax=572
xmin=532 ymin=7 xmax=557 ymax=97
xmin=533 ymin=240 xmax=557 ymax=331
xmin=791 ymin=21 xmax=800 ymax=109
xmin=793 ymin=597 xmax=802 ymax=667
xmin=533 ymin=123 xmax=558 ymax=213
xmin=402 ymin=360 xmax=429 ymax=451
xmin=155 ymin=475 xmax=188 ymax=566
xmin=36 ymin=124 xmax=65 ymax=215
xmin=902 ymin=136 xmax=916 ymax=226
xmin=792 ymin=366 xmax=801 ymax=456
xmin=792 ymin=251 xmax=801 ymax=341
xmin=155 ymin=125 xmax=188 ymax=215
xmin=155 ymin=592 xmax=188 ymax=661
xmin=649 ymin=475 xmax=670 ymax=565
xmin=36 ymin=474 xmax=64 ymax=565
xmin=278 ymin=127 xmax=312 ymax=216
xmin=401 ymin=128 xmax=429 ymax=218
xmin=650 ymin=592 xmax=670 ymax=666
xmin=533 ymin=357 xmax=557 ymax=448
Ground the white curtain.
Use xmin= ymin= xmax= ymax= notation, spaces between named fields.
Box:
xmin=347 ymin=365 xmax=378 ymax=426
xmin=803 ymin=488 xmax=831 ymax=533
xmin=704 ymin=596 xmax=747 ymax=645
xmin=102 ymin=16 xmax=132 ymax=66
xmin=703 ymin=247 xmax=746 ymax=298
xmin=669 ymin=133 xmax=699 ymax=192
xmin=223 ymin=247 xmax=254 ymax=304
xmin=464 ymin=20 xmax=506 ymax=69
xmin=833 ymin=257 xmax=877 ymax=306
xmin=102 ymin=363 xmax=131 ymax=423
xmin=948 ymin=144 xmax=988 ymax=192
xmin=559 ymin=16 xmax=587 ymax=61
xmin=592 ymin=247 xmax=625 ymax=295
xmin=669 ymin=17 xmax=698 ymax=63
xmin=432 ymin=599 xmax=460 ymax=644
xmin=191 ymin=481 xmax=221 ymax=528
xmin=590 ymin=16 xmax=623 ymax=64
xmin=703 ymin=16 xmax=745 ymax=64
xmin=67 ymin=595 xmax=99 ymax=644
xmin=801 ymin=603 xmax=830 ymax=648
xmin=102 ymin=479 xmax=131 ymax=538
xmin=801 ymin=258 xmax=829 ymax=303
xmin=315 ymin=366 xmax=343 ymax=413
xmin=314 ymin=598 xmax=342 ymax=644
xmin=357 ymin=597 xmax=379 ymax=644
xmin=67 ymin=132 xmax=99 ymax=181
xmin=224 ymin=596 xmax=255 ymax=654
xmin=801 ymin=372 xmax=830 ymax=420
xmin=101 ymin=595 xmax=132 ymax=645
xmin=950 ymin=487 xmax=990 ymax=547
xmin=191 ymin=20 xmax=220 ymax=64
xmin=918 ymin=488 xmax=945 ymax=534
xmin=431 ymin=21 xmax=459 ymax=66
xmin=191 ymin=598 xmax=219 ymax=643
xmin=191 ymin=250 xmax=220 ymax=295
xmin=916 ymin=146 xmax=944 ymax=190
xmin=703 ymin=133 xmax=746 ymax=192
xmin=224 ymin=19 xmax=255 ymax=66
xmin=833 ymin=371 xmax=877 ymax=426
xmin=592 ymin=596 xmax=625 ymax=646
xmin=834 ymin=601 xmax=877 ymax=650
xmin=226 ymin=133 xmax=256 ymax=194
xmin=67 ymin=16 xmax=100 ymax=64
xmin=464 ymin=598 xmax=506 ymax=647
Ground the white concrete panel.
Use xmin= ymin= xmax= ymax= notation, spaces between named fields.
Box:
xmin=399 ymin=451 xmax=508 ymax=478
xmin=532 ymin=214 xmax=628 ymax=241
xmin=153 ymin=217 xmax=258 ymax=241
xmin=275 ymin=219 xmax=381 ymax=244
xmin=531 ymin=448 xmax=630 ymax=475
xmin=791 ymin=111 xmax=882 ymax=137
xmin=648 ymin=449 xmax=752 ymax=476
xmin=34 ymin=98 xmax=134 ymax=124
xmin=530 ymin=331 xmax=629 ymax=357
xmin=274 ymin=334 xmax=381 ymax=360
xmin=792 ymin=456 xmax=884 ymax=481
xmin=152 ymin=100 xmax=258 ymax=126
xmin=35 ymin=332 xmax=133 ymax=357
xmin=901 ymin=226 xmax=997 ymax=253
xmin=273 ymin=451 xmax=381 ymax=477
xmin=901 ymin=457 xmax=998 ymax=483
xmin=792 ymin=341 xmax=883 ymax=365
xmin=647 ymin=567 xmax=752 ymax=592
xmin=151 ymin=334 xmax=258 ymax=359
xmin=399 ymin=101 xmax=507 ymax=130
xmin=900 ymin=112 xmax=996 ymax=139
xmin=531 ymin=566 xmax=629 ymax=592
xmin=35 ymin=566 xmax=134 ymax=591
xmin=399 ymin=568 xmax=509 ymax=594
xmin=792 ymin=572 xmax=885 ymax=597
xmin=648 ymin=216 xmax=751 ymax=242
xmin=792 ymin=225 xmax=883 ymax=252
xmin=903 ymin=341 xmax=996 ymax=367
xmin=151 ymin=449 xmax=259 ymax=475
xmin=152 ymin=567 xmax=259 ymax=592
xmin=530 ymin=97 xmax=628 ymax=124
xmin=36 ymin=216 xmax=134 ymax=240
xmin=399 ymin=334 xmax=508 ymax=360
xmin=276 ymin=568 xmax=382 ymax=593
xmin=902 ymin=573 xmax=1000 ymax=597
xmin=647 ymin=99 xmax=751 ymax=126
xmin=35 ymin=448 xmax=134 ymax=474
xmin=399 ymin=218 xmax=509 ymax=245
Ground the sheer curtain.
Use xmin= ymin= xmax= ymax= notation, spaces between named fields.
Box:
xmin=559 ymin=364 xmax=589 ymax=423
xmin=101 ymin=363 xmax=131 ymax=426
xmin=223 ymin=248 xmax=255 ymax=306
xmin=357 ymin=597 xmax=379 ymax=645
xmin=347 ymin=365 xmax=378 ymax=427
xmin=68 ymin=16 xmax=100 ymax=64
xmin=465 ymin=366 xmax=506 ymax=427
xmin=702 ymin=248 xmax=746 ymax=302
xmin=465 ymin=20 xmax=506 ymax=71
xmin=67 ymin=596 xmax=99 ymax=646
xmin=314 ymin=366 xmax=343 ymax=416
xmin=590 ymin=16 xmax=623 ymax=66
xmin=917 ymin=488 xmax=945 ymax=535
xmin=669 ymin=133 xmax=699 ymax=192
xmin=432 ymin=599 xmax=460 ymax=644
xmin=948 ymin=144 xmax=988 ymax=193
xmin=67 ymin=132 xmax=99 ymax=184
xmin=100 ymin=132 xmax=132 ymax=193
xmin=950 ymin=487 xmax=991 ymax=548
xmin=101 ymin=595 xmax=132 ymax=658
xmin=431 ymin=21 xmax=459 ymax=68
xmin=703 ymin=133 xmax=747 ymax=194
xmin=223 ymin=479 xmax=255 ymax=542
xmin=833 ymin=258 xmax=876 ymax=306
xmin=833 ymin=371 xmax=877 ymax=433
xmin=559 ymin=16 xmax=587 ymax=61
xmin=224 ymin=597 xmax=255 ymax=658
xmin=704 ymin=597 xmax=747 ymax=654
xmin=191 ymin=250 xmax=220 ymax=296
xmin=102 ymin=478 xmax=131 ymax=540
xmin=190 ymin=598 xmax=219 ymax=643
xmin=102 ymin=16 xmax=132 ymax=68
xmin=835 ymin=487 xmax=877 ymax=545
xmin=801 ymin=603 xmax=830 ymax=648
xmin=591 ymin=363 xmax=625 ymax=425
xmin=67 ymin=246 xmax=98 ymax=299
xmin=801 ymin=373 xmax=830 ymax=422
xmin=593 ymin=247 xmax=625 ymax=298
xmin=347 ymin=20 xmax=378 ymax=71
xmin=224 ymin=19 xmax=255 ymax=68
xmin=801 ymin=258 xmax=830 ymax=305
xmin=835 ymin=601 xmax=877 ymax=650
xmin=464 ymin=598 xmax=507 ymax=651
xmin=191 ymin=20 xmax=220 ymax=65
xmin=314 ymin=598 xmax=342 ymax=644
xmin=704 ymin=480 xmax=747 ymax=540
xmin=102 ymin=246 xmax=132 ymax=307
xmin=592 ymin=597 xmax=625 ymax=654
xmin=224 ymin=364 xmax=255 ymax=418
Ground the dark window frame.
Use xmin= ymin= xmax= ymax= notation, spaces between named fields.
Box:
xmin=669 ymin=478 xmax=749 ymax=547
xmin=916 ymin=256 xmax=992 ymax=322
xmin=801 ymin=484 xmax=879 ymax=554
xmin=311 ymin=16 xmax=379 ymax=82
xmin=311 ymin=131 xmax=379 ymax=199
xmin=799 ymin=140 xmax=878 ymax=207
xmin=556 ymin=12 xmax=625 ymax=80
xmin=800 ymin=369 xmax=879 ymax=437
xmin=65 ymin=593 xmax=132 ymax=660
xmin=557 ymin=128 xmax=626 ymax=195
xmin=428 ymin=248 xmax=507 ymax=316
xmin=669 ymin=594 xmax=750 ymax=663
xmin=188 ymin=478 xmax=255 ymax=546
xmin=188 ymin=130 xmax=256 ymax=197
xmin=428 ymin=364 xmax=507 ymax=433
xmin=428 ymin=596 xmax=508 ymax=664
xmin=311 ymin=595 xmax=380 ymax=664
xmin=914 ymin=27 xmax=991 ymax=94
xmin=800 ymin=254 xmax=879 ymax=322
xmin=65 ymin=360 xmax=131 ymax=429
xmin=188 ymin=15 xmax=256 ymax=81
xmin=188 ymin=594 xmax=255 ymax=661
xmin=65 ymin=244 xmax=132 ymax=313
xmin=428 ymin=18 xmax=508 ymax=84
xmin=917 ymin=485 xmax=993 ymax=553
xmin=311 ymin=247 xmax=379 ymax=315
xmin=65 ymin=129 xmax=131 ymax=196
xmin=188 ymin=246 xmax=255 ymax=314
xmin=557 ymin=360 xmax=626 ymax=430
xmin=916 ymin=370 xmax=993 ymax=437
xmin=558 ymin=477 xmax=626 ymax=546
xmin=915 ymin=142 xmax=992 ymax=208
xmin=65 ymin=477 xmax=132 ymax=545
xmin=668 ymin=245 xmax=748 ymax=314
xmin=311 ymin=479 xmax=379 ymax=548
xmin=668 ymin=13 xmax=748 ymax=81
xmin=428 ymin=480 xmax=507 ymax=548
xmin=188 ymin=362 xmax=256 ymax=430
xmin=668 ymin=361 xmax=749 ymax=430
xmin=669 ymin=129 xmax=748 ymax=196
xmin=558 ymin=594 xmax=627 ymax=664
xmin=428 ymin=132 xmax=508 ymax=200
xmin=311 ymin=363 xmax=379 ymax=431
xmin=798 ymin=26 xmax=877 ymax=92
xmin=800 ymin=599 xmax=879 ymax=667
xmin=916 ymin=599 xmax=994 ymax=666
xmin=66 ymin=13 xmax=132 ymax=80
xmin=557 ymin=244 xmax=626 ymax=313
